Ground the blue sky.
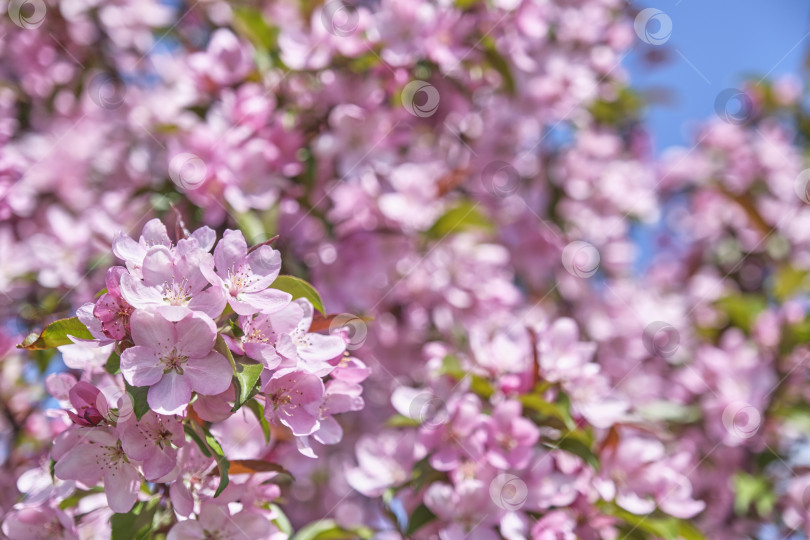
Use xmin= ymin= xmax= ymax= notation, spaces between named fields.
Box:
xmin=626 ymin=0 xmax=810 ymax=151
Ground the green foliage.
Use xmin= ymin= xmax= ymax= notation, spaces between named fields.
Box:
xmin=481 ymin=36 xmax=515 ymax=96
xmin=245 ymin=398 xmax=271 ymax=444
xmin=232 ymin=6 xmax=278 ymax=51
xmin=405 ymin=504 xmax=437 ymax=536
xmin=772 ymin=265 xmax=810 ymax=301
xmin=291 ymin=519 xmax=374 ymax=540
xmin=733 ymin=472 xmax=776 ymax=517
xmin=270 ymin=504 xmax=293 ymax=536
xmin=182 ymin=423 xmax=230 ymax=497
xmin=589 ymin=87 xmax=644 ymax=126
xmin=232 ymin=361 xmax=264 ymax=412
xmin=124 ymin=381 xmax=151 ymax=421
xmin=426 ymin=200 xmax=494 ymax=239
xmin=520 ymin=392 xmax=576 ymax=431
xmin=105 ymin=351 xmax=121 ymax=375
xmin=271 ymin=275 xmax=326 ymax=314
xmin=183 ymin=425 xmax=212 ymax=458
xmin=203 ymin=427 xmax=231 ymax=497
xmin=18 ymin=317 xmax=93 ymax=350
xmin=110 ymin=499 xmax=159 ymax=539
xmin=603 ymin=503 xmax=707 ymax=540
xmin=716 ymin=294 xmax=767 ymax=333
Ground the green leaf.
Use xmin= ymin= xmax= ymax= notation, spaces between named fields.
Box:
xmin=232 ymin=6 xmax=278 ymax=51
xmin=58 ymin=487 xmax=104 ymax=510
xmin=18 ymin=317 xmax=93 ymax=350
xmin=733 ymin=472 xmax=774 ymax=517
xmin=602 ymin=503 xmax=707 ymax=540
xmin=637 ymin=400 xmax=701 ymax=424
xmin=385 ymin=414 xmax=422 ymax=428
xmin=773 ymin=265 xmax=809 ymax=301
xmin=124 ymin=382 xmax=151 ymax=421
xmin=426 ymin=200 xmax=493 ymax=239
xmin=291 ymin=519 xmax=374 ymax=540
xmin=519 ymin=393 xmax=575 ymax=430
xmin=183 ymin=425 xmax=212 ymax=458
xmin=716 ymin=294 xmax=767 ymax=333
xmin=270 ymin=504 xmax=293 ymax=536
xmin=438 ymin=354 xmax=494 ymax=399
xmin=215 ymin=334 xmax=237 ymax=371
xmin=245 ymin=398 xmax=271 ymax=444
xmin=203 ymin=427 xmax=230 ymax=497
xmin=548 ymin=437 xmax=599 ymax=471
xmin=228 ymin=318 xmax=244 ymax=338
xmin=481 ymin=36 xmax=515 ymax=96
xmin=105 ymin=351 xmax=121 ymax=375
xmin=677 ymin=520 xmax=709 ymax=540
xmin=232 ymin=361 xmax=264 ymax=412
xmin=271 ymin=275 xmax=325 ymax=314
xmin=235 ymin=211 xmax=268 ymax=245
xmin=410 ymin=457 xmax=445 ymax=492
xmin=110 ymin=499 xmax=158 ymax=538
xmin=405 ymin=504 xmax=436 ymax=535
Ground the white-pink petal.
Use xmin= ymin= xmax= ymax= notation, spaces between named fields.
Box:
xmin=147 ymin=373 xmax=192 ymax=415
xmin=183 ymin=351 xmax=232 ymax=396
xmin=120 ymin=346 xmax=164 ymax=387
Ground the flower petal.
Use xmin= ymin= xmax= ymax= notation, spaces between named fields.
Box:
xmin=120 ymin=346 xmax=164 ymax=387
xmin=103 ymin=462 xmax=140 ymax=513
xmin=299 ymin=333 xmax=346 ymax=363
xmin=112 ymin=233 xmax=146 ymax=265
xmin=121 ymin=273 xmax=164 ymax=309
xmin=188 ymin=287 xmax=227 ymax=319
xmin=140 ymin=219 xmax=171 ymax=248
xmin=183 ymin=351 xmax=232 ymax=396
xmin=54 ymin=444 xmax=104 ymax=486
xmin=174 ymin=312 xmax=217 ymax=358
xmin=243 ymin=246 xmax=281 ymax=291
xmin=141 ymin=246 xmax=174 ymax=287
xmin=214 ymin=229 xmax=247 ymax=276
xmin=240 ymin=288 xmax=291 ymax=314
xmin=130 ymin=309 xmax=176 ymax=352
xmin=147 ymin=373 xmax=192 ymax=415
xmin=167 ymin=520 xmax=205 ymax=540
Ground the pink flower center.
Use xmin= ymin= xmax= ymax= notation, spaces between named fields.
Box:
xmin=245 ymin=327 xmax=272 ymax=343
xmin=161 ymin=347 xmax=189 ymax=374
xmin=162 ymin=278 xmax=191 ymax=306
xmin=226 ymin=265 xmax=249 ymax=295
xmin=90 ymin=440 xmax=129 ymax=474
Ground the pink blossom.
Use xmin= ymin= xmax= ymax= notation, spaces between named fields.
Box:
xmin=1 ymin=506 xmax=77 ymax=540
xmin=53 ymin=427 xmax=141 ymax=513
xmin=120 ymin=411 xmax=185 ymax=481
xmin=529 ymin=511 xmax=577 ymax=540
xmin=66 ymin=381 xmax=106 ymax=427
xmin=187 ymin=30 xmax=254 ymax=89
xmin=263 ymin=368 xmax=324 ymax=436
xmin=201 ymin=230 xmax=291 ymax=316
xmin=113 ymin=219 xmax=215 ymax=273
xmin=93 ymin=266 xmax=133 ymax=340
xmin=121 ymin=243 xmax=226 ymax=321
xmin=120 ymin=309 xmax=231 ymax=414
xmin=484 ymin=400 xmax=539 ymax=470
xmin=419 ymin=393 xmax=485 ymax=472
xmin=271 ymin=299 xmax=347 ymax=375
xmin=167 ymin=504 xmax=280 ymax=540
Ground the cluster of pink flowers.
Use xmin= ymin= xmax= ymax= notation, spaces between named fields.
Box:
xmin=2 ymin=0 xmax=810 ymax=538
xmin=3 ymin=219 xmax=366 ymax=537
